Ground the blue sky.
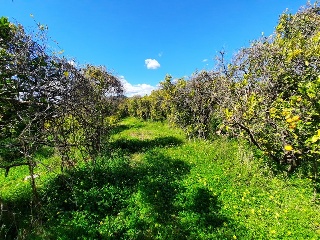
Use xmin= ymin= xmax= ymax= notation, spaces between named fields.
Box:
xmin=2 ymin=0 xmax=309 ymax=96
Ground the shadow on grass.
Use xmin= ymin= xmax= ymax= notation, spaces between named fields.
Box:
xmin=110 ymin=136 xmax=183 ymax=154
xmin=136 ymin=151 xmax=190 ymax=222
xmin=34 ymin=150 xmax=241 ymax=239
xmin=109 ymin=124 xmax=131 ymax=135
xmin=0 ymin=145 xmax=56 ymax=239
xmin=110 ymin=120 xmax=146 ymax=135
xmin=0 ymin=194 xmax=33 ymax=240
xmin=125 ymin=151 xmax=233 ymax=239
xmin=2 ymin=135 xmax=244 ymax=239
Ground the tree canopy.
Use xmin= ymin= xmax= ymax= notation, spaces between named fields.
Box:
xmin=0 ymin=17 xmax=123 ymax=174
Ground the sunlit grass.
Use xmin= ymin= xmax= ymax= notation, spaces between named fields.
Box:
xmin=1 ymin=117 xmax=319 ymax=239
xmin=108 ymin=118 xmax=320 ymax=239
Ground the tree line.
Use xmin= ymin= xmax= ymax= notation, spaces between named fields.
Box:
xmin=121 ymin=3 xmax=320 ymax=189
xmin=1 ymin=1 xmax=319 ymax=214
xmin=0 ymin=16 xmax=124 ymax=208
xmin=0 ymin=2 xmax=319 ymax=237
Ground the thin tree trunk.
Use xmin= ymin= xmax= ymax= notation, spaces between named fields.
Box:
xmin=27 ymin=156 xmax=42 ymax=228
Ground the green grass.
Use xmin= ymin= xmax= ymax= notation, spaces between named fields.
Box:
xmin=1 ymin=117 xmax=320 ymax=239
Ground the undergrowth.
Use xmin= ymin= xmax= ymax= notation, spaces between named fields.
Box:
xmin=0 ymin=117 xmax=319 ymax=239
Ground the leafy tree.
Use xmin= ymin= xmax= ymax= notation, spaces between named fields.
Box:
xmin=218 ymin=2 xmax=320 ymax=191
xmin=0 ymin=17 xmax=124 ymax=214
xmin=169 ymin=71 xmax=214 ymax=138
xmin=0 ymin=17 xmax=72 ymax=214
xmin=0 ymin=17 xmax=62 ymax=172
xmin=74 ymin=65 xmax=123 ymax=159
xmin=116 ymin=3 xmax=320 ymax=192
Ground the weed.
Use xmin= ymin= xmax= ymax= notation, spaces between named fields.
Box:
xmin=1 ymin=117 xmax=319 ymax=239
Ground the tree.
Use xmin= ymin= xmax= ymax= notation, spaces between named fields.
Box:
xmin=218 ymin=2 xmax=320 ymax=186
xmin=0 ymin=17 xmax=72 ymax=219
xmin=0 ymin=17 xmax=124 ymax=215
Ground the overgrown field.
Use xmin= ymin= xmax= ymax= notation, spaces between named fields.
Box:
xmin=1 ymin=117 xmax=319 ymax=239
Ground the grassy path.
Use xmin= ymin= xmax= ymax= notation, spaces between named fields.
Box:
xmin=1 ymin=117 xmax=320 ymax=239
xmin=108 ymin=118 xmax=320 ymax=239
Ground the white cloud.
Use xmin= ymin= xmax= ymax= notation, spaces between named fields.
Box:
xmin=202 ymin=59 xmax=208 ymax=62
xmin=145 ymin=59 xmax=160 ymax=69
xmin=120 ymin=76 xmax=156 ymax=97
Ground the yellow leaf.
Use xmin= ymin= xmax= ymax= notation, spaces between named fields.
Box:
xmin=63 ymin=72 xmax=69 ymax=77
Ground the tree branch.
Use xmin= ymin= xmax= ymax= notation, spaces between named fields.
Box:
xmin=234 ymin=122 xmax=262 ymax=150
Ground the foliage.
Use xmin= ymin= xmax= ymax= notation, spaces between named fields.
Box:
xmin=121 ymin=75 xmax=177 ymax=122
xmin=0 ymin=16 xmax=58 ymax=172
xmin=0 ymin=16 xmax=123 ymax=237
xmin=2 ymin=118 xmax=320 ymax=239
xmin=50 ymin=64 xmax=123 ymax=167
xmin=123 ymin=3 xmax=320 ymax=179
xmin=122 ymin=73 xmax=221 ymax=138
xmin=1 ymin=2 xmax=320 ymax=239
xmin=218 ymin=3 xmax=320 ymax=179
xmin=0 ymin=17 xmax=124 ymax=172
xmin=169 ymin=71 xmax=228 ymax=139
